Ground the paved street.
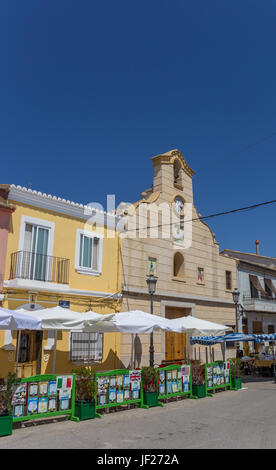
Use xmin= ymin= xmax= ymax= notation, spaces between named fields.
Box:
xmin=1 ymin=378 xmax=276 ymax=449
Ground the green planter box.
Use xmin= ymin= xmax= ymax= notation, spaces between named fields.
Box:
xmin=0 ymin=414 xmax=13 ymax=437
xmin=231 ymin=377 xmax=242 ymax=390
xmin=75 ymin=400 xmax=96 ymax=420
xmin=192 ymin=384 xmax=206 ymax=398
xmin=143 ymin=391 xmax=159 ymax=408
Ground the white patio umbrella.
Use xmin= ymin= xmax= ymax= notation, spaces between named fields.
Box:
xmin=18 ymin=306 xmax=116 ymax=330
xmin=16 ymin=306 xmax=116 ymax=373
xmin=168 ymin=315 xmax=230 ymax=336
xmin=0 ymin=306 xmax=42 ymax=330
xmin=86 ymin=310 xmax=183 ymax=334
xmin=0 ymin=307 xmax=42 ymax=377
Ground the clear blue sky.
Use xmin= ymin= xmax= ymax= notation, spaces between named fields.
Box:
xmin=1 ymin=0 xmax=276 ymax=256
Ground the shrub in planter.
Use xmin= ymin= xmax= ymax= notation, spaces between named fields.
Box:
xmin=229 ymin=358 xmax=242 ymax=390
xmin=0 ymin=373 xmax=17 ymax=437
xmin=74 ymin=366 xmax=96 ymax=420
xmin=192 ymin=365 xmax=206 ymax=398
xmin=141 ymin=367 xmax=159 ymax=407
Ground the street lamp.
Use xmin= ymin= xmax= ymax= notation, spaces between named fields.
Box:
xmin=146 ymin=274 xmax=157 ymax=367
xmin=232 ymin=288 xmax=241 ymax=358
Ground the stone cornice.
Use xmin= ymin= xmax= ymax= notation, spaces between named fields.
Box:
xmin=152 ymin=149 xmax=195 ymax=178
xmin=8 ymin=185 xmax=122 ymax=229
xmin=122 ymin=285 xmax=234 ymax=305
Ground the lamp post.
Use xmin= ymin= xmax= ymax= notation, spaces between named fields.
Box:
xmin=232 ymin=288 xmax=241 ymax=358
xmin=146 ymin=274 xmax=157 ymax=367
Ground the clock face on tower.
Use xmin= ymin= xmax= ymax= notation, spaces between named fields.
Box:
xmin=174 ymin=196 xmax=185 ymax=215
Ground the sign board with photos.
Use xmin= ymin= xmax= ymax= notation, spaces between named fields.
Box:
xmin=95 ymin=368 xmax=143 ymax=412
xmin=204 ymin=361 xmax=232 ymax=395
xmin=12 ymin=374 xmax=77 ymax=423
xmin=158 ymin=364 xmax=193 ymax=400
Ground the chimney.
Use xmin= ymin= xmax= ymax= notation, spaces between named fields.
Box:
xmin=256 ymin=240 xmax=260 ymax=256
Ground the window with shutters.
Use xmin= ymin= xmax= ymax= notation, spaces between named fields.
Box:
xmin=225 ymin=271 xmax=232 ymax=291
xmin=70 ymin=332 xmax=103 ymax=363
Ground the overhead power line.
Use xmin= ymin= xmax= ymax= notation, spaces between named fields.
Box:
xmin=124 ymin=198 xmax=276 ymax=233
xmin=235 ymin=130 xmax=276 ymax=155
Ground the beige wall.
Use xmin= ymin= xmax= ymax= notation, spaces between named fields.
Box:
xmin=120 ymin=150 xmax=237 ymax=366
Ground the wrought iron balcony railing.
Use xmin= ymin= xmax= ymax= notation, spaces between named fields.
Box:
xmin=10 ymin=251 xmax=70 ymax=285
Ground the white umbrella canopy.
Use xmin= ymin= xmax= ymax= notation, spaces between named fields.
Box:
xmin=88 ymin=310 xmax=183 ymax=334
xmin=0 ymin=306 xmax=42 ymax=330
xmin=16 ymin=306 xmax=115 ymax=331
xmin=169 ymin=315 xmax=230 ymax=336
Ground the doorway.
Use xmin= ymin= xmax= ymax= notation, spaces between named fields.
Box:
xmin=252 ymin=321 xmax=263 ymax=354
xmin=22 ymin=223 xmax=50 ymax=281
xmin=165 ymin=307 xmax=189 ymax=362
xmin=16 ymin=330 xmax=43 ymax=378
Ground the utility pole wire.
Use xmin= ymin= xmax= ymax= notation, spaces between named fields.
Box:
xmin=124 ymin=198 xmax=276 ymax=233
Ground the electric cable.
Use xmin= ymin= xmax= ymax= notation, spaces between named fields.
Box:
xmin=124 ymin=198 xmax=276 ymax=233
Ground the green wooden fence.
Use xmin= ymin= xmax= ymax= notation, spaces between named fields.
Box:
xmin=157 ymin=364 xmax=196 ymax=400
xmin=204 ymin=361 xmax=232 ymax=397
xmin=94 ymin=368 xmax=144 ymax=417
xmin=12 ymin=373 xmax=78 ymax=423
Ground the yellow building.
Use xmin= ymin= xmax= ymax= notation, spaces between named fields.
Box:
xmin=0 ymin=185 xmax=122 ymax=378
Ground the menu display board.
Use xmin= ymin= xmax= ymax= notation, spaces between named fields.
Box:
xmin=96 ymin=370 xmax=141 ymax=407
xmin=12 ymin=375 xmax=74 ymax=419
xmin=158 ymin=365 xmax=191 ymax=397
xmin=206 ymin=362 xmax=230 ymax=389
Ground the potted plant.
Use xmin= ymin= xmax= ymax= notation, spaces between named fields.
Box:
xmin=230 ymin=358 xmax=243 ymax=390
xmin=74 ymin=366 xmax=96 ymax=420
xmin=142 ymin=367 xmax=159 ymax=407
xmin=192 ymin=365 xmax=206 ymax=398
xmin=0 ymin=373 xmax=17 ymax=437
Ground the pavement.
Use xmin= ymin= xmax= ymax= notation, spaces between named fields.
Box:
xmin=1 ymin=377 xmax=276 ymax=449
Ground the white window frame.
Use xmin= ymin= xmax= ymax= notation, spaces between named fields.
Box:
xmin=75 ymin=229 xmax=103 ymax=276
xmin=18 ymin=216 xmax=55 ymax=255
xmin=17 ymin=216 xmax=55 ymax=282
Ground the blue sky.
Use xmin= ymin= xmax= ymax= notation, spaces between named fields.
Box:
xmin=1 ymin=0 xmax=276 ymax=256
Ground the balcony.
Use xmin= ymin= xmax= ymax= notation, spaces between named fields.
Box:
xmin=9 ymin=251 xmax=70 ymax=285
xmin=243 ymin=295 xmax=276 ymax=313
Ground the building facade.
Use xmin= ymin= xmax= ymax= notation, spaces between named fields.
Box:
xmin=221 ymin=249 xmax=276 ymax=353
xmin=0 ymin=185 xmax=16 ymax=301
xmin=119 ymin=150 xmax=238 ymax=367
xmin=0 ymin=184 xmax=122 ymax=378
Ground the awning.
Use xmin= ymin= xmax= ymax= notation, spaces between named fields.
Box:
xmin=264 ymin=278 xmax=276 ymax=297
xmin=190 ymin=333 xmax=257 ymax=346
xmin=255 ymin=333 xmax=276 ymax=343
xmin=249 ymin=274 xmax=269 ymax=298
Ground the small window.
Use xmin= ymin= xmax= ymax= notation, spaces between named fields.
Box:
xmin=70 ymin=332 xmax=103 ymax=363
xmin=173 ymin=252 xmax=184 ymax=278
xmin=250 ymin=278 xmax=259 ymax=299
xmin=197 ymin=267 xmax=205 ymax=283
xmin=226 ymin=271 xmax=232 ymax=290
xmin=17 ymin=332 xmax=30 ymax=362
xmin=173 ymin=159 xmax=182 ymax=184
xmin=174 ymin=217 xmax=184 ymax=242
xmin=147 ymin=257 xmax=157 ymax=276
xmin=79 ymin=234 xmax=100 ymax=269
xmin=76 ymin=230 xmax=103 ymax=275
